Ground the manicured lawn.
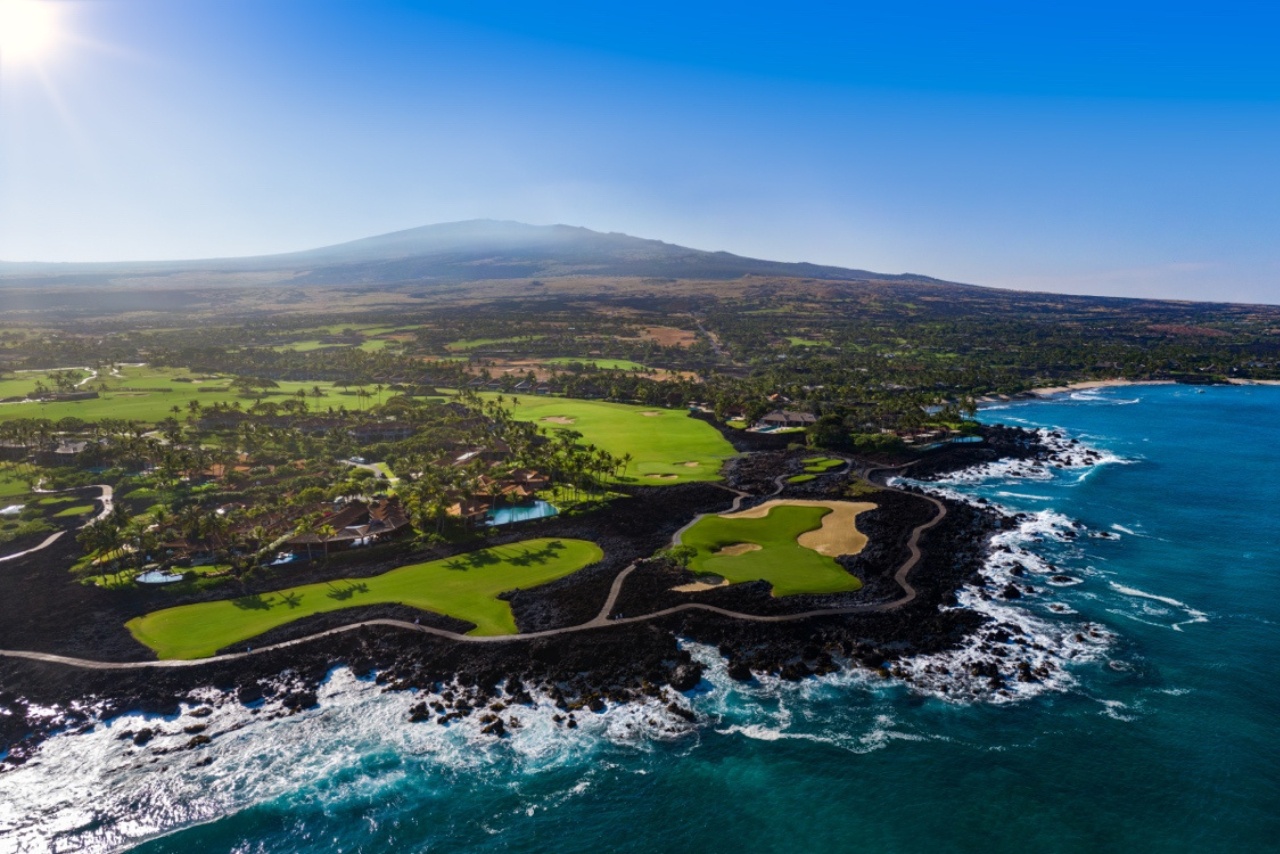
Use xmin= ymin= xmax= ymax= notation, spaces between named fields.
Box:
xmin=0 ymin=365 xmax=346 ymax=425
xmin=800 ymin=456 xmax=844 ymax=473
xmin=0 ymin=369 xmax=92 ymax=399
xmin=786 ymin=474 xmax=816 ymax=484
xmin=0 ymin=464 xmax=35 ymax=500
xmin=273 ymin=338 xmax=394 ymax=353
xmin=53 ymin=504 xmax=95 ymax=518
xmin=446 ymin=335 xmax=545 ymax=352
xmin=544 ymin=357 xmax=647 ymax=371
xmin=486 ymin=395 xmax=736 ymax=484
xmin=126 ymin=538 xmax=603 ymax=659
xmin=274 ymin=340 xmax=341 ymax=352
xmin=680 ymin=505 xmax=862 ymax=596
xmin=787 ymin=337 xmax=824 ymax=347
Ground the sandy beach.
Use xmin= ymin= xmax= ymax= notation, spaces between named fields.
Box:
xmin=1028 ymin=379 xmax=1177 ymax=397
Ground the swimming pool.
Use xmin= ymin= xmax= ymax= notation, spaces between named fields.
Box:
xmin=486 ymin=500 xmax=559 ymax=526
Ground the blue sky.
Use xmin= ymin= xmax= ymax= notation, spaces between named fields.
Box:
xmin=1 ymin=0 xmax=1278 ymax=302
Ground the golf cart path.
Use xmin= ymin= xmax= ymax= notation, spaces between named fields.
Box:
xmin=0 ymin=484 xmax=114 ymax=564
xmin=0 ymin=464 xmax=945 ymax=670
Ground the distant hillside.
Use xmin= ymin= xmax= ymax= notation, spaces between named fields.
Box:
xmin=0 ymin=220 xmax=952 ymax=289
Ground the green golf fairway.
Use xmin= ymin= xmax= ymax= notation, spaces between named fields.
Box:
xmin=0 ymin=365 xmax=350 ymax=425
xmin=681 ymin=505 xmax=863 ymax=596
xmin=489 ymin=395 xmax=735 ymax=484
xmin=127 ymin=538 xmax=603 ymax=659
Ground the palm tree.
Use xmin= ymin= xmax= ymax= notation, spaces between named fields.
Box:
xmin=317 ymin=523 xmax=337 ymax=560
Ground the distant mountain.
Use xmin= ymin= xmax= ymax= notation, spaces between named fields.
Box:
xmin=0 ymin=220 xmax=951 ymax=289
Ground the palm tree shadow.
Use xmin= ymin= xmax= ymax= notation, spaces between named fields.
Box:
xmin=326 ymin=581 xmax=369 ymax=601
xmin=463 ymin=550 xmax=501 ymax=569
xmin=232 ymin=594 xmax=272 ymax=611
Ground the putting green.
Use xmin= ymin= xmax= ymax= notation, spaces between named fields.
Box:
xmin=680 ymin=504 xmax=865 ymax=596
xmin=488 ymin=395 xmax=735 ymax=484
xmin=126 ymin=538 xmax=603 ymax=659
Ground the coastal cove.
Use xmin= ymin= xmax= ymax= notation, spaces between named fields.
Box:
xmin=1 ymin=384 xmax=1277 ymax=850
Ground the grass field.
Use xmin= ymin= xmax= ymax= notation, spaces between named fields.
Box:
xmin=0 ymin=365 xmax=350 ymax=425
xmin=486 ymin=395 xmax=735 ymax=484
xmin=0 ymin=464 xmax=33 ymax=500
xmin=680 ymin=505 xmax=862 ymax=596
xmin=0 ymin=369 xmax=92 ymax=400
xmin=800 ymin=456 xmax=844 ymax=473
xmin=544 ymin=357 xmax=646 ymax=371
xmin=446 ymin=335 xmax=545 ymax=352
xmin=126 ymin=538 xmax=603 ymax=659
xmin=274 ymin=338 xmax=395 ymax=353
xmin=787 ymin=337 xmax=824 ymax=347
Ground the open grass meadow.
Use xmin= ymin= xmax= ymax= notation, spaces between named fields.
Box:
xmin=126 ymin=538 xmax=603 ymax=659
xmin=680 ymin=505 xmax=863 ymax=596
xmin=0 ymin=365 xmax=360 ymax=425
xmin=487 ymin=395 xmax=736 ymax=484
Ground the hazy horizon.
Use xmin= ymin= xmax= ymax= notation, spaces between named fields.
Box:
xmin=2 ymin=1 xmax=1278 ymax=303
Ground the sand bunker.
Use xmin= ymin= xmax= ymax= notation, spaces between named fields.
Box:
xmin=640 ymin=411 xmax=664 ymax=417
xmin=722 ymin=499 xmax=877 ymax=556
xmin=540 ymin=416 xmax=576 ymax=425
xmin=714 ymin=542 xmax=762 ymax=557
xmin=645 ymin=473 xmax=679 ymax=480
xmin=682 ymin=461 xmax=701 ymax=468
xmin=672 ymin=576 xmax=730 ymax=593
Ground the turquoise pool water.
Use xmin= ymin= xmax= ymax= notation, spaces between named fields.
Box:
xmin=486 ymin=499 xmax=559 ymax=526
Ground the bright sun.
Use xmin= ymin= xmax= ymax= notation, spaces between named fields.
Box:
xmin=0 ymin=0 xmax=60 ymax=64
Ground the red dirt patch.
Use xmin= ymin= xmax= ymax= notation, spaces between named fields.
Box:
xmin=639 ymin=326 xmax=697 ymax=347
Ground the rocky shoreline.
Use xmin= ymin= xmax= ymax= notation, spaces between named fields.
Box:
xmin=0 ymin=425 xmax=1054 ymax=769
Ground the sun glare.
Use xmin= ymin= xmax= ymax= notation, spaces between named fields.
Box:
xmin=0 ymin=0 xmax=60 ymax=65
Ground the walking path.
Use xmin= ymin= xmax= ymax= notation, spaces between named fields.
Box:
xmin=0 ymin=463 xmax=944 ymax=671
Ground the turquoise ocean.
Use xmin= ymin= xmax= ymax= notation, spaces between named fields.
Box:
xmin=3 ymin=384 xmax=1278 ymax=852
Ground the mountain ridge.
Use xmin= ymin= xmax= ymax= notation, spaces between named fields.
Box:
xmin=0 ymin=219 xmax=958 ymax=289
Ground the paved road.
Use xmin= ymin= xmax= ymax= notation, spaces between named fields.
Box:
xmin=0 ymin=464 xmax=944 ymax=671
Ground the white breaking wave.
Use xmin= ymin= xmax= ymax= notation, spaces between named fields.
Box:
xmin=895 ymin=427 xmax=1125 ymax=703
xmin=0 ymin=668 xmax=695 ymax=852
xmin=1108 ymin=583 xmax=1210 ymax=631
xmin=920 ymin=428 xmax=1130 ymax=487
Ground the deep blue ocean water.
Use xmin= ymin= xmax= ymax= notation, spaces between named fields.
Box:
xmin=3 ymin=384 xmax=1278 ymax=852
